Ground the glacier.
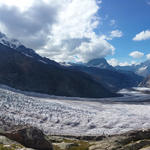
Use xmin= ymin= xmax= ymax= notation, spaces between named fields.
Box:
xmin=1 ymin=84 xmax=150 ymax=136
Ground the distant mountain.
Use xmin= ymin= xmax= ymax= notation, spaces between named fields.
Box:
xmin=66 ymin=58 xmax=143 ymax=92
xmin=136 ymin=60 xmax=150 ymax=77
xmin=116 ymin=60 xmax=150 ymax=77
xmin=60 ymin=58 xmax=114 ymax=70
xmin=139 ymin=75 xmax=150 ymax=87
xmin=86 ymin=58 xmax=114 ymax=70
xmin=115 ymin=65 xmax=136 ymax=72
xmin=0 ymin=42 xmax=117 ymax=98
xmin=68 ymin=65 xmax=143 ymax=92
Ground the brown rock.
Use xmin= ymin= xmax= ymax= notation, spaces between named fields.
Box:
xmin=3 ymin=127 xmax=53 ymax=150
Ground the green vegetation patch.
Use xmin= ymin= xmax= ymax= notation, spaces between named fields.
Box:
xmin=53 ymin=139 xmax=90 ymax=150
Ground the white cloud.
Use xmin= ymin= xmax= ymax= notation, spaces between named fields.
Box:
xmin=119 ymin=62 xmax=131 ymax=66
xmin=131 ymin=61 xmax=140 ymax=66
xmin=0 ymin=0 xmax=34 ymax=11
xmin=107 ymin=58 xmax=129 ymax=67
xmin=133 ymin=30 xmax=150 ymax=41
xmin=103 ymin=29 xmax=123 ymax=41
xmin=108 ymin=58 xmax=139 ymax=67
xmin=146 ymin=54 xmax=150 ymax=60
xmin=0 ymin=0 xmax=59 ymax=49
xmin=129 ymin=51 xmax=144 ymax=59
xmin=76 ymin=36 xmax=115 ymax=62
xmin=0 ymin=0 xmax=115 ymax=63
xmin=107 ymin=58 xmax=119 ymax=66
xmin=110 ymin=30 xmax=123 ymax=38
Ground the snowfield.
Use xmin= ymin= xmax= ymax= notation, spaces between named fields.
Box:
xmin=1 ymin=85 xmax=150 ymax=136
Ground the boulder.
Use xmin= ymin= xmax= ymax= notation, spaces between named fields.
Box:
xmin=2 ymin=127 xmax=53 ymax=150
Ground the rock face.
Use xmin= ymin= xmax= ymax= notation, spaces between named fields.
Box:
xmin=86 ymin=58 xmax=114 ymax=70
xmin=3 ymin=127 xmax=53 ymax=150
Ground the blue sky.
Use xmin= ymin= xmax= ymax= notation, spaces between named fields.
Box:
xmin=0 ymin=0 xmax=149 ymax=65
xmin=97 ymin=0 xmax=150 ymax=65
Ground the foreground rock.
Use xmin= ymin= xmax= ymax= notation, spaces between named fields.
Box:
xmin=2 ymin=126 xmax=150 ymax=150
xmin=89 ymin=129 xmax=150 ymax=150
xmin=49 ymin=129 xmax=150 ymax=150
xmin=1 ymin=127 xmax=53 ymax=150
xmin=0 ymin=135 xmax=34 ymax=150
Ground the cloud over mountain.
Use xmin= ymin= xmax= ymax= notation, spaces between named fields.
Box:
xmin=0 ymin=0 xmax=115 ymax=62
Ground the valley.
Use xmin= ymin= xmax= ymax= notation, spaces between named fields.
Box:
xmin=1 ymin=85 xmax=150 ymax=137
xmin=0 ymin=0 xmax=150 ymax=149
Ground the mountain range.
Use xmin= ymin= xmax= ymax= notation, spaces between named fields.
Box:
xmin=116 ymin=61 xmax=150 ymax=77
xmin=67 ymin=58 xmax=143 ymax=92
xmin=0 ymin=32 xmax=148 ymax=98
xmin=0 ymin=32 xmax=117 ymax=98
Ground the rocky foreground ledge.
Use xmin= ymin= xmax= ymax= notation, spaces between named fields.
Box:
xmin=1 ymin=127 xmax=150 ymax=150
xmin=0 ymin=127 xmax=53 ymax=150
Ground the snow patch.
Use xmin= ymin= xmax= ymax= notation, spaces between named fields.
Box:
xmin=22 ymin=52 xmax=33 ymax=58
xmin=137 ymin=66 xmax=148 ymax=73
xmin=39 ymin=60 xmax=48 ymax=64
xmin=0 ymin=33 xmax=21 ymax=49
xmin=133 ymin=87 xmax=150 ymax=92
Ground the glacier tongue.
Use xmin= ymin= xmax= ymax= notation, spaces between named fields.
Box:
xmin=1 ymin=85 xmax=150 ymax=136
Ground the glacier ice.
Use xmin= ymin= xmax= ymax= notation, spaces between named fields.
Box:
xmin=1 ymin=85 xmax=150 ymax=136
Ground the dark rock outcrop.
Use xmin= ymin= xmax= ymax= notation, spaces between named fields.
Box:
xmin=86 ymin=58 xmax=114 ymax=70
xmin=2 ymin=127 xmax=53 ymax=150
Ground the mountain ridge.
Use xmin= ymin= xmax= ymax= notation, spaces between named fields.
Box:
xmin=0 ymin=42 xmax=117 ymax=98
xmin=115 ymin=60 xmax=150 ymax=77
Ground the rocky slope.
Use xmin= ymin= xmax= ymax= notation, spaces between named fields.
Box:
xmin=0 ymin=32 xmax=59 ymax=66
xmin=0 ymin=43 xmax=117 ymax=98
xmin=69 ymin=65 xmax=143 ymax=92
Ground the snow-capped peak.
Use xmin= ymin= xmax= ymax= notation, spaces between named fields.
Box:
xmin=0 ymin=32 xmax=22 ymax=49
xmin=138 ymin=66 xmax=148 ymax=73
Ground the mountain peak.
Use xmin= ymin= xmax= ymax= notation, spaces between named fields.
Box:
xmin=0 ymin=32 xmax=21 ymax=49
xmin=86 ymin=58 xmax=114 ymax=70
